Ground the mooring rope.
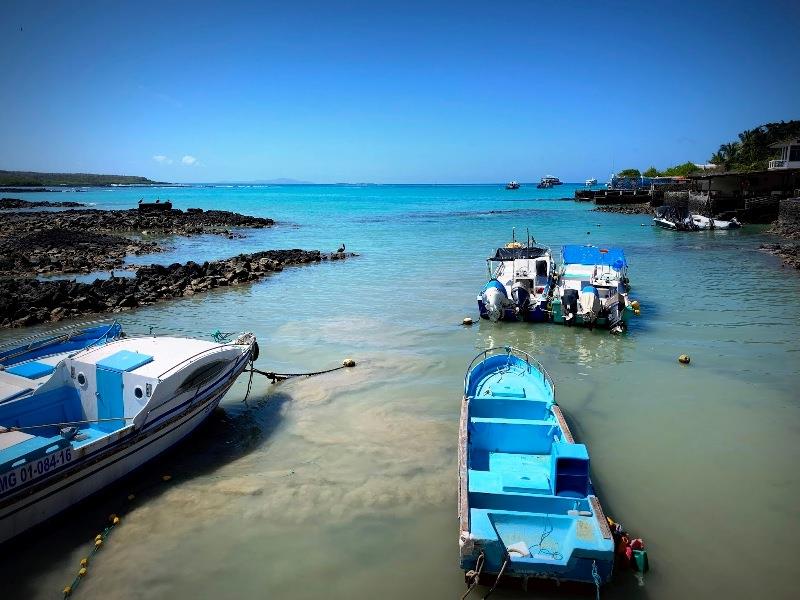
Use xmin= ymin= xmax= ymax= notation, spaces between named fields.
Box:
xmin=461 ymin=551 xmax=485 ymax=600
xmin=482 ymin=558 xmax=508 ymax=599
xmin=592 ymin=560 xmax=601 ymax=600
xmin=247 ymin=361 xmax=355 ymax=383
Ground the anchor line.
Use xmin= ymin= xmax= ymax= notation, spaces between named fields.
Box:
xmin=461 ymin=551 xmax=485 ymax=600
xmin=247 ymin=364 xmax=353 ymax=382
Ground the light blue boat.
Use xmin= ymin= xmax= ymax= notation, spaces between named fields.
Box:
xmin=458 ymin=347 xmax=614 ymax=592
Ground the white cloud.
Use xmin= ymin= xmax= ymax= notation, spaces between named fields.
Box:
xmin=152 ymin=155 xmax=173 ymax=165
xmin=181 ymin=155 xmax=198 ymax=166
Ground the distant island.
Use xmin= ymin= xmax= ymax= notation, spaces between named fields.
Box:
xmin=0 ymin=170 xmax=166 ymax=187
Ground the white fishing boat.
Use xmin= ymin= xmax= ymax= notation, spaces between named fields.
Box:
xmin=551 ymin=245 xmax=632 ymax=333
xmin=688 ymin=214 xmax=742 ymax=230
xmin=0 ymin=331 xmax=256 ymax=543
xmin=478 ymin=232 xmax=555 ymax=323
xmin=653 ymin=206 xmax=742 ymax=231
xmin=585 ymin=178 xmax=598 ymax=186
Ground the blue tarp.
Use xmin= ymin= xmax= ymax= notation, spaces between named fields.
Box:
xmin=96 ymin=350 xmax=153 ymax=372
xmin=561 ymin=245 xmax=627 ymax=268
xmin=6 ymin=361 xmax=55 ymax=379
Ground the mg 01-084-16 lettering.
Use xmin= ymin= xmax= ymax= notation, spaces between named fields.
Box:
xmin=0 ymin=448 xmax=73 ymax=495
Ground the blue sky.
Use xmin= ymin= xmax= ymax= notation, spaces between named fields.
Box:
xmin=1 ymin=0 xmax=798 ymax=183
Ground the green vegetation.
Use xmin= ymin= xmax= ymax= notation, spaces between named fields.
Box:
xmin=0 ymin=170 xmax=165 ymax=187
xmin=659 ymin=161 xmax=700 ymax=177
xmin=709 ymin=120 xmax=800 ymax=171
xmin=617 ymin=168 xmax=641 ymax=178
xmin=643 ymin=166 xmax=659 ymax=177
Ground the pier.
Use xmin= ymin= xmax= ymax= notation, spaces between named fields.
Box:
xmin=577 ymin=167 xmax=800 ymax=222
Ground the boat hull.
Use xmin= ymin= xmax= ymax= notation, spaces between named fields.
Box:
xmin=0 ymin=350 xmax=248 ymax=545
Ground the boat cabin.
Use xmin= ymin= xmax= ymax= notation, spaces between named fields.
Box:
xmin=488 ymin=246 xmax=552 ymax=296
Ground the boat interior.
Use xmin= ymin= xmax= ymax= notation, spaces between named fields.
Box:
xmin=496 ymin=258 xmax=551 ymax=296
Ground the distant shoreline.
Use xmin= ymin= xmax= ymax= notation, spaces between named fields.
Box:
xmin=0 ymin=170 xmax=168 ymax=188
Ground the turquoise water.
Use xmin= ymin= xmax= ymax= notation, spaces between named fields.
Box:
xmin=2 ymin=184 xmax=799 ymax=599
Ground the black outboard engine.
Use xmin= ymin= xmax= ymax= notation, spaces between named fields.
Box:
xmin=562 ymin=289 xmax=579 ymax=326
xmin=511 ymin=282 xmax=531 ymax=317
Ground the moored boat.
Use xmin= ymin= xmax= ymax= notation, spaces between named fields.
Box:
xmin=478 ymin=235 xmax=554 ymax=323
xmin=0 ymin=331 xmax=256 ymax=544
xmin=585 ymin=178 xmax=597 ymax=187
xmin=537 ymin=175 xmax=562 ymax=189
xmin=551 ymin=245 xmax=632 ymax=333
xmin=653 ymin=206 xmax=742 ymax=231
xmin=506 ymin=181 xmax=521 ymax=190
xmin=458 ymin=347 xmax=615 ymax=591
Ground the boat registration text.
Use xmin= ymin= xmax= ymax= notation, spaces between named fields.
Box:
xmin=0 ymin=448 xmax=73 ymax=496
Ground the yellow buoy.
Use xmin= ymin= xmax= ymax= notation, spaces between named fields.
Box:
xmin=631 ymin=300 xmax=640 ymax=310
xmin=678 ymin=354 xmax=691 ymax=365
xmin=79 ymin=568 xmax=87 ymax=577
xmin=112 ymin=516 xmax=120 ymax=525
xmin=80 ymin=558 xmax=89 ymax=568
xmin=162 ymin=474 xmax=172 ymax=482
xmin=342 ymin=358 xmax=356 ymax=368
xmin=634 ymin=309 xmax=641 ymax=316
xmin=94 ymin=539 xmax=103 ymax=548
xmin=94 ymin=534 xmax=102 ymax=542
xmin=63 ymin=586 xmax=72 ymax=596
xmin=462 ymin=317 xmax=473 ymax=326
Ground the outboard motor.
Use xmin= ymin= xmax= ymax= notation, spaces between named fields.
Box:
xmin=511 ymin=281 xmax=531 ymax=318
xmin=605 ymin=292 xmax=624 ymax=333
xmin=562 ymin=288 xmax=579 ymax=326
xmin=481 ymin=279 xmax=508 ymax=322
xmin=579 ymin=285 xmax=601 ymax=328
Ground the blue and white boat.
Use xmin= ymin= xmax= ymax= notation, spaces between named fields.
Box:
xmin=0 ymin=331 xmax=256 ymax=544
xmin=551 ymin=245 xmax=633 ymax=333
xmin=458 ymin=347 xmax=614 ymax=591
xmin=478 ymin=241 xmax=554 ymax=323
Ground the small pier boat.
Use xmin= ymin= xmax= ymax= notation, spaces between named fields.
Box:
xmin=0 ymin=332 xmax=256 ymax=543
xmin=506 ymin=181 xmax=521 ymax=190
xmin=478 ymin=235 xmax=554 ymax=323
xmin=459 ymin=347 xmax=614 ymax=591
xmin=653 ymin=206 xmax=741 ymax=231
xmin=585 ymin=178 xmax=598 ymax=187
xmin=551 ymin=245 xmax=632 ymax=332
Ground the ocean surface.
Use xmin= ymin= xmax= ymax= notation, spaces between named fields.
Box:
xmin=2 ymin=184 xmax=799 ymax=599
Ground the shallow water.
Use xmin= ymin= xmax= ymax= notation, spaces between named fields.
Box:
xmin=1 ymin=184 xmax=799 ymax=599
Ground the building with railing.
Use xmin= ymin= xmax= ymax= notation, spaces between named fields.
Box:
xmin=768 ymin=137 xmax=800 ymax=170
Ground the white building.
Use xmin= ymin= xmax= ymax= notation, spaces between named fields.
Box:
xmin=768 ymin=137 xmax=800 ymax=170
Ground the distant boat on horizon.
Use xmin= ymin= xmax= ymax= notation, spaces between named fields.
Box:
xmin=537 ymin=175 xmax=562 ymax=188
xmin=505 ymin=181 xmax=521 ymax=190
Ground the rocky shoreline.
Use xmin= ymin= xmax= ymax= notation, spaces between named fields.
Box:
xmin=0 ymin=207 xmax=274 ymax=276
xmin=1 ymin=249 xmax=354 ymax=328
xmin=1 ymin=197 xmax=85 ymax=209
xmin=591 ymin=203 xmax=654 ymax=215
xmin=760 ymin=219 xmax=800 ymax=269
